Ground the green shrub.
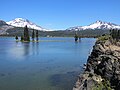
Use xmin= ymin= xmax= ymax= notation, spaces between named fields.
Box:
xmin=98 ymin=35 xmax=110 ymax=42
xmin=92 ymin=79 xmax=112 ymax=90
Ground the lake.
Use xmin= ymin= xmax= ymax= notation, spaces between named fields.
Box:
xmin=0 ymin=37 xmax=96 ymax=90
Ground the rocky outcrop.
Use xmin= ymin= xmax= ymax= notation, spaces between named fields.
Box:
xmin=0 ymin=20 xmax=14 ymax=35
xmin=0 ymin=20 xmax=8 ymax=26
xmin=73 ymin=39 xmax=120 ymax=90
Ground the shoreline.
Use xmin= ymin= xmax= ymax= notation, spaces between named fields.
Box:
xmin=73 ymin=38 xmax=120 ymax=90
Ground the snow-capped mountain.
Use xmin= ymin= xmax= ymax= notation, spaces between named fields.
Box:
xmin=67 ymin=20 xmax=120 ymax=31
xmin=7 ymin=18 xmax=47 ymax=31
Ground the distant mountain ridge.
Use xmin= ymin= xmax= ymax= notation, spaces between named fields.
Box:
xmin=0 ymin=20 xmax=14 ymax=35
xmin=0 ymin=20 xmax=8 ymax=26
xmin=0 ymin=19 xmax=120 ymax=36
xmin=67 ymin=20 xmax=120 ymax=31
xmin=6 ymin=18 xmax=47 ymax=31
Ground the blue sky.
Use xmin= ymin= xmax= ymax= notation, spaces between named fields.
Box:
xmin=0 ymin=0 xmax=120 ymax=30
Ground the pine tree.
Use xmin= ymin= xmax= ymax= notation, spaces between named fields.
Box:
xmin=74 ymin=32 xmax=78 ymax=42
xmin=36 ymin=30 xmax=39 ymax=41
xmin=109 ymin=29 xmax=112 ymax=36
xmin=110 ymin=29 xmax=120 ymax=42
xmin=32 ymin=29 xmax=35 ymax=41
xmin=111 ymin=29 xmax=116 ymax=39
xmin=24 ymin=25 xmax=30 ymax=41
xmin=116 ymin=29 xmax=119 ymax=41
xmin=21 ymin=36 xmax=24 ymax=41
xmin=15 ymin=36 xmax=18 ymax=41
xmin=118 ymin=30 xmax=120 ymax=40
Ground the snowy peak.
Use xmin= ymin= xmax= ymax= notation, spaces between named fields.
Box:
xmin=95 ymin=20 xmax=105 ymax=24
xmin=67 ymin=20 xmax=120 ymax=31
xmin=12 ymin=18 xmax=31 ymax=24
xmin=87 ymin=20 xmax=120 ymax=30
xmin=7 ymin=18 xmax=47 ymax=31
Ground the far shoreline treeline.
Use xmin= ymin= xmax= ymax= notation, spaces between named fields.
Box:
xmin=0 ymin=28 xmax=110 ymax=38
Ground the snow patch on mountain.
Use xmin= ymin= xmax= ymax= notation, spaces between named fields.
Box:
xmin=6 ymin=18 xmax=48 ymax=31
xmin=67 ymin=20 xmax=120 ymax=31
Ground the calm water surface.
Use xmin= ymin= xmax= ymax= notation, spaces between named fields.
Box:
xmin=0 ymin=37 xmax=96 ymax=90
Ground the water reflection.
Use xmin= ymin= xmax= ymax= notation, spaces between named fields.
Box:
xmin=22 ymin=42 xmax=40 ymax=56
xmin=10 ymin=42 xmax=40 ymax=61
xmin=9 ymin=42 xmax=31 ymax=61
xmin=22 ymin=42 xmax=30 ymax=56
xmin=31 ymin=42 xmax=39 ymax=55
xmin=36 ymin=42 xmax=39 ymax=55
xmin=79 ymin=38 xmax=81 ymax=42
